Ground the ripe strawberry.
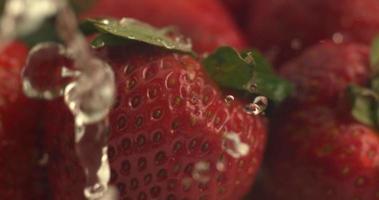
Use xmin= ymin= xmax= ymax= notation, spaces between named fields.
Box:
xmin=0 ymin=41 xmax=45 ymax=199
xmin=80 ymin=0 xmax=247 ymax=53
xmin=41 ymin=43 xmax=269 ymax=199
xmin=220 ymin=0 xmax=251 ymax=27
xmin=255 ymin=42 xmax=379 ymax=200
xmin=279 ymin=41 xmax=370 ymax=106
xmin=247 ymin=0 xmax=379 ymax=66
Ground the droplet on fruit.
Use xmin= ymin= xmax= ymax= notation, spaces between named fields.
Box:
xmin=224 ymin=95 xmax=235 ymax=105
xmin=332 ymin=32 xmax=344 ymax=44
xmin=192 ymin=161 xmax=211 ymax=184
xmin=290 ymin=38 xmax=302 ymax=50
xmin=222 ymin=132 xmax=250 ymax=158
xmin=247 ymin=83 xmax=257 ymax=93
xmin=244 ymin=96 xmax=268 ymax=115
xmin=22 ymin=42 xmax=76 ymax=100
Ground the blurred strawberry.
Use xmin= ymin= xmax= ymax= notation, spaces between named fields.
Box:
xmin=0 ymin=41 xmax=45 ymax=199
xmin=247 ymin=0 xmax=379 ymax=66
xmin=254 ymin=41 xmax=379 ymax=200
xmin=220 ymin=0 xmax=251 ymax=27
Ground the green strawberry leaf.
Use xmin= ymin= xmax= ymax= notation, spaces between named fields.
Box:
xmin=348 ymin=84 xmax=379 ymax=128
xmin=90 ymin=33 xmax=129 ymax=48
xmin=202 ymin=47 xmax=293 ymax=103
xmin=82 ymin=18 xmax=193 ymax=53
xmin=370 ymin=35 xmax=379 ymax=72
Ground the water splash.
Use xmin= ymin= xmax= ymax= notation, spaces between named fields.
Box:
xmin=8 ymin=0 xmax=118 ymax=199
xmin=0 ymin=0 xmax=63 ymax=47
xmin=222 ymin=132 xmax=250 ymax=158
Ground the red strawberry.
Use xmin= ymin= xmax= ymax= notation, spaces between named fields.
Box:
xmin=80 ymin=0 xmax=247 ymax=53
xmin=279 ymin=41 xmax=370 ymax=106
xmin=247 ymin=0 xmax=379 ymax=66
xmin=0 ymin=41 xmax=45 ymax=199
xmin=255 ymin=42 xmax=379 ymax=200
xmin=42 ymin=42 xmax=267 ymax=200
xmin=220 ymin=0 xmax=251 ymax=27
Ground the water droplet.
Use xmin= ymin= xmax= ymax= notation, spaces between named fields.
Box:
xmin=222 ymin=132 xmax=250 ymax=158
xmin=192 ymin=161 xmax=210 ymax=184
xmin=243 ymin=52 xmax=254 ymax=64
xmin=290 ymin=38 xmax=302 ymax=50
xmin=64 ymin=59 xmax=115 ymax=125
xmin=244 ymin=96 xmax=268 ymax=115
xmin=224 ymin=95 xmax=234 ymax=105
xmin=244 ymin=82 xmax=257 ymax=93
xmin=101 ymin=19 xmax=110 ymax=25
xmin=216 ymin=160 xmax=225 ymax=172
xmin=38 ymin=153 xmax=49 ymax=166
xmin=332 ymin=32 xmax=344 ymax=44
xmin=22 ymin=42 xmax=75 ymax=100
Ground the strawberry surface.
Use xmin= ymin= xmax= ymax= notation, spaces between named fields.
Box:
xmin=81 ymin=0 xmax=247 ymax=53
xmin=254 ymin=42 xmax=379 ymax=200
xmin=247 ymin=0 xmax=379 ymax=66
xmin=0 ymin=42 xmax=45 ymax=199
xmin=279 ymin=42 xmax=370 ymax=106
xmin=44 ymin=43 xmax=266 ymax=200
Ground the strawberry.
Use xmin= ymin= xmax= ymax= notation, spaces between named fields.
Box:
xmin=0 ymin=41 xmax=45 ymax=199
xmin=220 ymin=0 xmax=251 ymax=27
xmin=31 ymin=18 xmax=291 ymax=200
xmin=254 ymin=41 xmax=379 ymax=200
xmin=247 ymin=0 xmax=379 ymax=66
xmin=80 ymin=0 xmax=247 ymax=53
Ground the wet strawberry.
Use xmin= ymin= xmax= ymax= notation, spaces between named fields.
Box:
xmin=80 ymin=0 xmax=247 ymax=53
xmin=255 ymin=42 xmax=379 ymax=200
xmin=0 ymin=42 xmax=45 ymax=199
xmin=247 ymin=0 xmax=379 ymax=66
xmin=43 ymin=42 xmax=267 ymax=200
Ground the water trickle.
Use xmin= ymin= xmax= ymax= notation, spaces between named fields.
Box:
xmin=244 ymin=96 xmax=268 ymax=115
xmin=7 ymin=0 xmax=117 ymax=199
xmin=222 ymin=132 xmax=250 ymax=158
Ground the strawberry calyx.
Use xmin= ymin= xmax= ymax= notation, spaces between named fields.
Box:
xmin=81 ymin=18 xmax=194 ymax=53
xmin=82 ymin=17 xmax=293 ymax=104
xmin=202 ymin=47 xmax=293 ymax=103
xmin=348 ymin=36 xmax=379 ymax=128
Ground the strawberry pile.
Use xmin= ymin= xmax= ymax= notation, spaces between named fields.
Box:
xmin=2 ymin=0 xmax=379 ymax=200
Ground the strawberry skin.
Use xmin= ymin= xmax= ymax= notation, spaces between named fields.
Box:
xmin=262 ymin=105 xmax=379 ymax=200
xmin=80 ymin=0 xmax=247 ymax=53
xmin=0 ymin=42 xmax=45 ymax=199
xmin=255 ymin=42 xmax=379 ymax=200
xmin=44 ymin=43 xmax=266 ymax=200
xmin=247 ymin=0 xmax=379 ymax=66
xmin=280 ymin=42 xmax=370 ymax=106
